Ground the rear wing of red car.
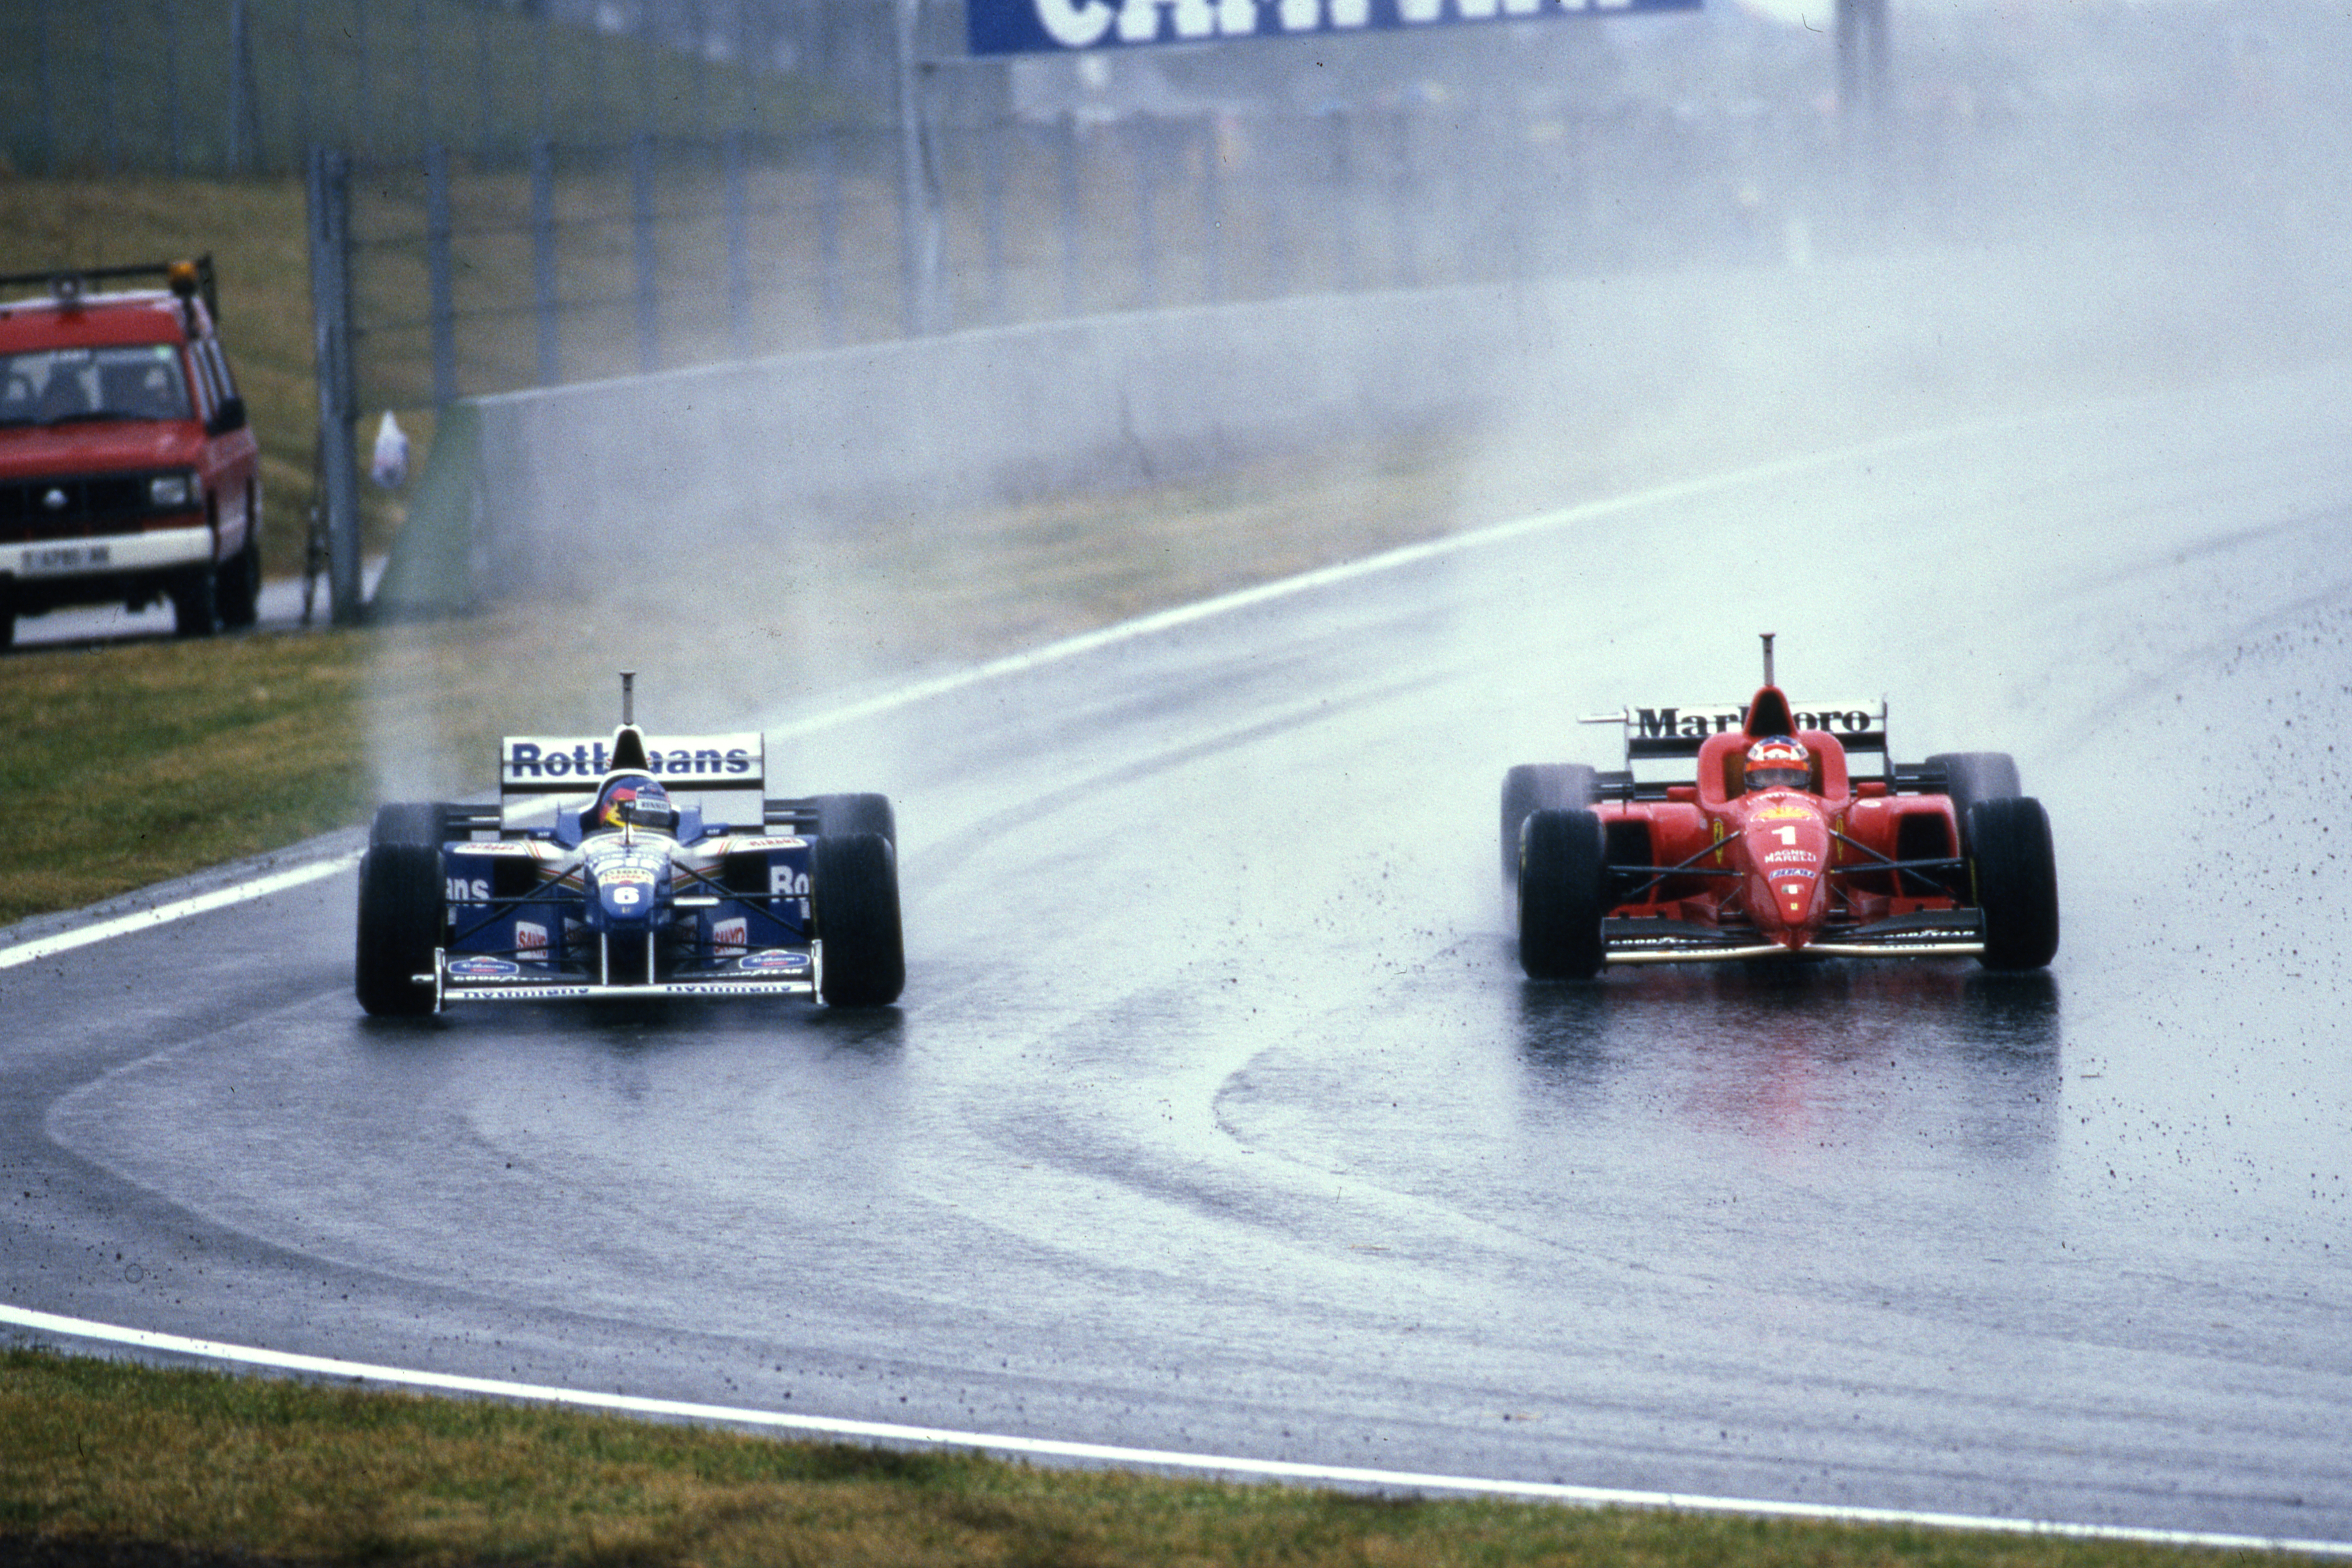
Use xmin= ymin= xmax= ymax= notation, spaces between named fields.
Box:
xmin=1579 ymin=699 xmax=1932 ymax=799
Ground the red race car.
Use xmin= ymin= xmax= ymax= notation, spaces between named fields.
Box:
xmin=1502 ymin=636 xmax=2058 ymax=977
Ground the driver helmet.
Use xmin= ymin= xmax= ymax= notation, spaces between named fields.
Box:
xmin=1744 ymin=736 xmax=1812 ymax=792
xmin=595 ymin=775 xmax=677 ymax=834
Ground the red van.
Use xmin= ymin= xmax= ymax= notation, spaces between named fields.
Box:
xmin=0 ymin=257 xmax=262 ymax=649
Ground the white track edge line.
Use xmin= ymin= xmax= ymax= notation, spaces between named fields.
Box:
xmin=0 ymin=853 xmax=362 ymax=971
xmin=0 ymin=1306 xmax=2341 ymax=1558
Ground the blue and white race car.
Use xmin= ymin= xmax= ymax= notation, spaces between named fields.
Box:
xmin=355 ymin=677 xmax=902 ymax=1016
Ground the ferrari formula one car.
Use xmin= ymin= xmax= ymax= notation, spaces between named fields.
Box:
xmin=1501 ymin=637 xmax=2058 ymax=977
xmin=355 ymin=675 xmax=904 ymax=1016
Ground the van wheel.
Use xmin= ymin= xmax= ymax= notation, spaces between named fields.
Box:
xmin=171 ymin=566 xmax=219 ymax=638
xmin=219 ymin=533 xmax=262 ymax=629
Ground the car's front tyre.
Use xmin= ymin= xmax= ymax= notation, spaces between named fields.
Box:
xmin=815 ymin=832 xmax=904 ymax=1007
xmin=356 ymin=842 xmax=445 ymax=1016
xmin=1969 ymin=796 xmax=2059 ymax=970
xmin=1518 ymin=807 xmax=1609 ymax=979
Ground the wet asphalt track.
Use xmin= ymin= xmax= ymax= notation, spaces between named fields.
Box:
xmin=5 ymin=366 xmax=2351 ymax=1543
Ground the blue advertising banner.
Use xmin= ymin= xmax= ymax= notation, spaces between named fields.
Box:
xmin=969 ymin=0 xmax=1700 ymax=55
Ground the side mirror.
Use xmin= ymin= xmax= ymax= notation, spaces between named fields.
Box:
xmin=207 ymin=395 xmax=247 ymax=436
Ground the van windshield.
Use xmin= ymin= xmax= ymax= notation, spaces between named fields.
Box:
xmin=0 ymin=344 xmax=193 ymax=427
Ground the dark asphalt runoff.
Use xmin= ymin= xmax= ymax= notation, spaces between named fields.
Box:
xmin=5 ymin=367 xmax=2351 ymax=1546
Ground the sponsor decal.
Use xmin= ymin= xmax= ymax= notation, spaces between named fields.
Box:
xmin=1758 ymin=805 xmax=1817 ymax=822
xmin=712 ymin=917 xmax=747 ymax=958
xmin=770 ymin=864 xmax=812 ymax=899
xmin=516 ymin=921 xmax=548 ymax=955
xmin=739 ymin=951 xmax=812 ymax=973
xmin=1772 ymin=867 xmax=1819 ymax=881
xmin=502 ymin=733 xmax=762 ymax=786
xmin=446 ymin=875 xmax=492 ymax=902
xmin=1763 ymin=850 xmax=1818 ymax=865
xmin=452 ymin=841 xmax=535 ymax=858
xmin=1633 ymin=703 xmax=1881 ymax=740
xmin=723 ymin=836 xmax=807 ymax=852
xmin=447 ymin=956 xmax=521 ymax=977
xmin=967 ymin=0 xmax=1693 ymax=56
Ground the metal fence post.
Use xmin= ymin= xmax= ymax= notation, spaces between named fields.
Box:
xmin=1200 ymin=115 xmax=1224 ymax=306
xmin=37 ymin=0 xmax=56 ymax=176
xmin=893 ymin=0 xmax=941 ymax=335
xmin=305 ymin=147 xmax=365 ymax=626
xmin=724 ymin=129 xmax=751 ymax=346
xmin=632 ymin=133 xmax=660 ymax=374
xmin=817 ymin=126 xmax=843 ymax=348
xmin=163 ymin=0 xmax=183 ymax=177
xmin=426 ymin=144 xmax=458 ymax=407
xmin=530 ymin=140 xmax=560 ymax=385
xmin=1131 ymin=119 xmax=1157 ymax=311
xmin=99 ymin=0 xmax=121 ymax=176
xmin=982 ymin=121 xmax=1008 ymax=326
xmin=1058 ymin=116 xmax=1082 ymax=318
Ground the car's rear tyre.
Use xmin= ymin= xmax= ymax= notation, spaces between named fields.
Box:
xmin=815 ymin=833 xmax=904 ymax=1006
xmin=219 ymin=529 xmax=262 ymax=630
xmin=813 ymin=792 xmax=896 ymax=845
xmin=171 ymin=565 xmax=219 ymax=638
xmin=370 ymin=801 xmax=462 ymax=849
xmin=1969 ymin=796 xmax=2059 ymax=970
xmin=1500 ymin=763 xmax=1596 ymax=881
xmin=1927 ymin=752 xmax=2021 ymax=855
xmin=356 ymin=842 xmax=445 ymax=1016
xmin=1518 ymin=807 xmax=1609 ymax=979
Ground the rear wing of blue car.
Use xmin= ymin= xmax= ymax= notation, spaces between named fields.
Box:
xmin=499 ymin=731 xmax=766 ymax=793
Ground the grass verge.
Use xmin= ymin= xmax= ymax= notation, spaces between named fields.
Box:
xmin=0 ymin=1347 xmax=2284 ymax=1568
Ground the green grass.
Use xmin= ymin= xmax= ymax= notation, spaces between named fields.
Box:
xmin=0 ymin=1347 xmax=2285 ymax=1568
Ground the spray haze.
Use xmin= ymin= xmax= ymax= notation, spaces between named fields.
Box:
xmin=366 ymin=0 xmax=2352 ymax=805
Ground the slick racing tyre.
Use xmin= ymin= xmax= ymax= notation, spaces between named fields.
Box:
xmin=1926 ymin=752 xmax=2021 ymax=856
xmin=370 ymin=801 xmax=463 ymax=850
xmin=1518 ymin=807 xmax=1609 ymax=980
xmin=1500 ymin=764 xmax=1596 ymax=882
xmin=1968 ymin=796 xmax=2060 ymax=971
xmin=813 ymin=792 xmax=896 ymax=845
xmin=814 ymin=832 xmax=905 ymax=1007
xmin=355 ymin=842 xmax=445 ymax=1016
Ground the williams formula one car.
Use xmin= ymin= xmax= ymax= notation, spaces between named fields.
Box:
xmin=1501 ymin=636 xmax=2058 ymax=977
xmin=355 ymin=675 xmax=904 ymax=1015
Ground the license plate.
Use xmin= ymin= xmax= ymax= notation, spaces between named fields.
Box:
xmin=21 ymin=544 xmax=110 ymax=575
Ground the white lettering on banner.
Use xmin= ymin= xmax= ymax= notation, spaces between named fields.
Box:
xmin=1279 ymin=0 xmax=1369 ymax=28
xmin=1037 ymin=0 xmax=1115 ymax=43
xmin=1116 ymin=0 xmax=1217 ymax=42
